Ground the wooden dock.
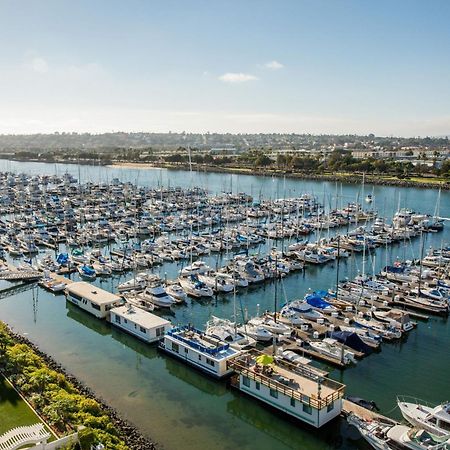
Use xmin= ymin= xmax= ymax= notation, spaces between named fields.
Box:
xmin=49 ymin=272 xmax=74 ymax=285
xmin=342 ymin=399 xmax=397 ymax=423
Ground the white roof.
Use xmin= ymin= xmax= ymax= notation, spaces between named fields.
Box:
xmin=66 ymin=281 xmax=121 ymax=305
xmin=111 ymin=305 xmax=171 ymax=329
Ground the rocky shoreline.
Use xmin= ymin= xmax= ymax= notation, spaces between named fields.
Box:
xmin=5 ymin=325 xmax=158 ymax=450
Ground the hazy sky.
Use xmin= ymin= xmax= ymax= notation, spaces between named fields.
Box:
xmin=0 ymin=0 xmax=449 ymax=136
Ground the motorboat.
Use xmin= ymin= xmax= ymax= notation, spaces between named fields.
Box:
xmin=77 ymin=264 xmax=96 ymax=281
xmin=165 ymin=283 xmax=188 ymax=303
xmin=397 ymin=397 xmax=450 ymax=437
xmin=237 ymin=323 xmax=273 ymax=342
xmin=118 ymin=276 xmax=147 ymax=293
xmin=205 ymin=316 xmax=256 ymax=350
xmin=180 ymin=261 xmax=211 ymax=277
xmin=139 ymin=283 xmax=175 ymax=308
xmin=308 ymin=337 xmax=356 ymax=365
xmin=249 ymin=316 xmax=291 ymax=335
xmin=179 ymin=275 xmax=214 ymax=298
xmin=39 ymin=276 xmax=67 ymax=293
xmin=288 ymin=300 xmax=325 ymax=321
xmin=198 ymin=272 xmax=234 ymax=293
xmin=277 ymin=349 xmax=312 ymax=366
xmin=279 ymin=305 xmax=305 ymax=326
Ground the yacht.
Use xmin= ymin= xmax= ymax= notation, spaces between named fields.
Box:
xmin=288 ymin=300 xmax=325 ymax=321
xmin=237 ymin=322 xmax=273 ymax=342
xmin=249 ymin=316 xmax=291 ymax=335
xmin=309 ymin=338 xmax=356 ymax=365
xmin=118 ymin=276 xmax=147 ymax=293
xmin=165 ymin=283 xmax=188 ymax=303
xmin=139 ymin=283 xmax=175 ymax=308
xmin=205 ymin=316 xmax=256 ymax=350
xmin=347 ymin=413 xmax=448 ymax=450
xmin=398 ymin=397 xmax=450 ymax=437
xmin=387 ymin=425 xmax=449 ymax=450
xmin=180 ymin=261 xmax=211 ymax=277
xmin=179 ymin=275 xmax=214 ymax=298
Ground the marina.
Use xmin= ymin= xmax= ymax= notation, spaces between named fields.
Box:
xmin=0 ymin=160 xmax=448 ymax=450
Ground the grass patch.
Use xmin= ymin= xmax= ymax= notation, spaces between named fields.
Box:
xmin=0 ymin=375 xmax=45 ymax=435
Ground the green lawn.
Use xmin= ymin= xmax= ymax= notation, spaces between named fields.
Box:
xmin=0 ymin=375 xmax=46 ymax=435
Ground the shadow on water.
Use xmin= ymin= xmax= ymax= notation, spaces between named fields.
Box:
xmin=163 ymin=355 xmax=228 ymax=397
xmin=66 ymin=300 xmax=111 ymax=336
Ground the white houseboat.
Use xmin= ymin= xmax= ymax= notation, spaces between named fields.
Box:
xmin=228 ymin=350 xmax=345 ymax=428
xmin=65 ymin=281 xmax=123 ymax=319
xmin=109 ymin=304 xmax=172 ymax=343
xmin=159 ymin=325 xmax=241 ymax=378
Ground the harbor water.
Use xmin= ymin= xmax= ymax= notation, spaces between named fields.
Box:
xmin=0 ymin=160 xmax=448 ymax=450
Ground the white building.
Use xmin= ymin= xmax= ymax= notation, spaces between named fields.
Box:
xmin=65 ymin=282 xmax=122 ymax=319
xmin=110 ymin=304 xmax=172 ymax=343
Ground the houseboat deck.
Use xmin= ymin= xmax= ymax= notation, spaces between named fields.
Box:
xmin=229 ymin=350 xmax=345 ymax=409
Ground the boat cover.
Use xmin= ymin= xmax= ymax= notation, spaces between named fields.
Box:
xmin=330 ymin=331 xmax=372 ymax=355
xmin=56 ymin=253 xmax=68 ymax=264
xmin=305 ymin=294 xmax=332 ymax=310
xmin=81 ymin=265 xmax=95 ymax=276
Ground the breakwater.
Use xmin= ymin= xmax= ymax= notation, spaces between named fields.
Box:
xmin=2 ymin=324 xmax=157 ymax=450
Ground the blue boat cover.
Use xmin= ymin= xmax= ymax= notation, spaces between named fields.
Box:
xmin=305 ymin=294 xmax=332 ymax=309
xmin=330 ymin=331 xmax=372 ymax=355
xmin=384 ymin=265 xmax=405 ymax=274
xmin=57 ymin=253 xmax=68 ymax=264
xmin=81 ymin=265 xmax=95 ymax=276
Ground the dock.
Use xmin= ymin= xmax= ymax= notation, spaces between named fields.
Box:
xmin=48 ymin=272 xmax=74 ymax=285
xmin=282 ymin=340 xmax=348 ymax=369
xmin=341 ymin=399 xmax=397 ymax=423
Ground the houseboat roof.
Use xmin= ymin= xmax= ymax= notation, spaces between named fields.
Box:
xmin=66 ymin=281 xmax=121 ymax=305
xmin=111 ymin=305 xmax=171 ymax=328
xmin=167 ymin=326 xmax=240 ymax=360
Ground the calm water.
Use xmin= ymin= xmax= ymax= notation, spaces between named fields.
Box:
xmin=0 ymin=160 xmax=449 ymax=450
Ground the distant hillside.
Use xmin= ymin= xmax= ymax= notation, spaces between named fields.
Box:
xmin=0 ymin=132 xmax=448 ymax=152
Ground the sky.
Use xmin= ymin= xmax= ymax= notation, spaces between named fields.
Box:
xmin=0 ymin=0 xmax=449 ymax=137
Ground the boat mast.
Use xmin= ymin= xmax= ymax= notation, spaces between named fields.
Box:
xmin=335 ymin=235 xmax=341 ymax=300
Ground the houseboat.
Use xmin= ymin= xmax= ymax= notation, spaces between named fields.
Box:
xmin=228 ymin=350 xmax=345 ymax=428
xmin=159 ymin=325 xmax=241 ymax=378
xmin=109 ymin=304 xmax=172 ymax=343
xmin=65 ymin=281 xmax=123 ymax=319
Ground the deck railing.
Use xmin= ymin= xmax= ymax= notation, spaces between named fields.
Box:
xmin=228 ymin=357 xmax=344 ymax=410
